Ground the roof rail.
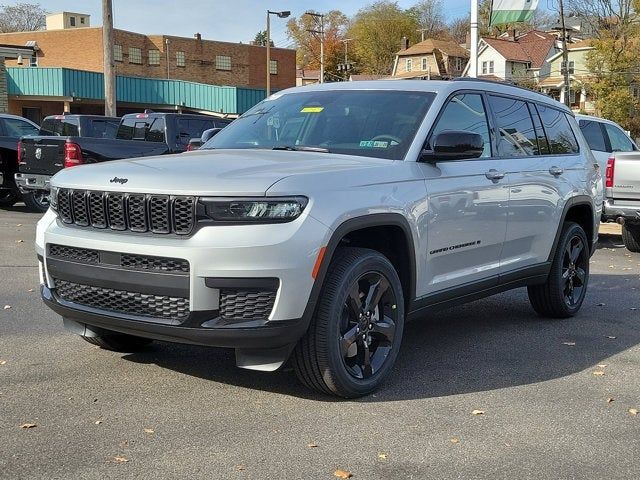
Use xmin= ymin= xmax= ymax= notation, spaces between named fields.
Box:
xmin=452 ymin=76 xmax=540 ymax=95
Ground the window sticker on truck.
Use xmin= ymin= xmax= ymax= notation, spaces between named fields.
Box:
xmin=300 ymin=106 xmax=324 ymax=113
xmin=359 ymin=140 xmax=389 ymax=148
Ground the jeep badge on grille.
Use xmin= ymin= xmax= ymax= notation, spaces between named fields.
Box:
xmin=110 ymin=177 xmax=128 ymax=184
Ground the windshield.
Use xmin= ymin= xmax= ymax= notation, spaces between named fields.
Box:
xmin=202 ymin=90 xmax=435 ymax=160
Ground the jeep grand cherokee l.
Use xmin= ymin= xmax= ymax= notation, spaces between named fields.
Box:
xmin=35 ymin=80 xmax=602 ymax=397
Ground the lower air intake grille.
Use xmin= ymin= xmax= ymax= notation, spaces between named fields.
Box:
xmin=54 ymin=279 xmax=190 ymax=320
xmin=220 ymin=289 xmax=276 ymax=320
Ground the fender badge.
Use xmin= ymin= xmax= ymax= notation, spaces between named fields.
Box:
xmin=109 ymin=177 xmax=128 ymax=184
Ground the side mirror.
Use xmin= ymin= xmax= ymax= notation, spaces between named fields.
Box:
xmin=421 ymin=131 xmax=484 ymax=162
xmin=187 ymin=138 xmax=202 ymax=151
xmin=201 ymin=127 xmax=223 ymax=143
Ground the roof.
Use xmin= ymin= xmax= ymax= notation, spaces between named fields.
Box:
xmin=568 ymin=39 xmax=593 ymax=50
xmin=296 ymin=69 xmax=320 ymax=79
xmin=482 ymin=31 xmax=556 ymax=68
xmin=397 ymin=38 xmax=469 ymax=58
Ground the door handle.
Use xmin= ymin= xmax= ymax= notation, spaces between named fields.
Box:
xmin=549 ymin=166 xmax=564 ymax=176
xmin=485 ymin=169 xmax=505 ymax=181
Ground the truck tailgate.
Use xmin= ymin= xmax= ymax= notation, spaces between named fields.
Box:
xmin=610 ymin=152 xmax=640 ymax=202
xmin=19 ymin=137 xmax=65 ymax=176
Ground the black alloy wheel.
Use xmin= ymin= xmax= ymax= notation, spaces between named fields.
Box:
xmin=561 ymin=234 xmax=588 ymax=308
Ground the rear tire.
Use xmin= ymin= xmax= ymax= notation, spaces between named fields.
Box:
xmin=22 ymin=190 xmax=50 ymax=213
xmin=292 ymin=247 xmax=405 ymax=398
xmin=0 ymin=188 xmax=19 ymax=207
xmin=621 ymin=224 xmax=640 ymax=253
xmin=528 ymin=222 xmax=590 ymax=318
xmin=81 ymin=331 xmax=153 ymax=352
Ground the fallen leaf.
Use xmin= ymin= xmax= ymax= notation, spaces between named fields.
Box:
xmin=562 ymin=342 xmax=576 ymax=346
xmin=592 ymin=371 xmax=605 ymax=376
xmin=95 ymin=420 xmax=102 ymax=425
xmin=27 ymin=288 xmax=34 ymax=292
xmin=20 ymin=423 xmax=37 ymax=429
xmin=113 ymin=456 xmax=129 ymax=463
xmin=631 ymin=308 xmax=637 ymax=311
xmin=606 ymin=397 xmax=615 ymax=403
xmin=143 ymin=428 xmax=154 ymax=434
xmin=0 ymin=360 xmax=6 ymax=365
xmin=16 ymin=224 xmax=22 ymax=227
xmin=334 ymin=469 xmax=353 ymax=479
xmin=597 ymin=364 xmax=608 ymax=368
xmin=605 ymin=336 xmax=617 ymax=339
xmin=307 ymin=443 xmax=318 ymax=448
xmin=236 ymin=465 xmax=245 ymax=471
xmin=471 ymin=410 xmax=485 ymax=415
xmin=15 ymin=239 xmax=24 ymax=243
xmin=596 ymin=302 xmax=606 ymax=306
xmin=3 ymin=305 xmax=11 ymax=310
xmin=629 ymin=409 xmax=638 ymax=416
xmin=450 ymin=437 xmax=460 ymax=444
xmin=378 ymin=452 xmax=387 ymax=459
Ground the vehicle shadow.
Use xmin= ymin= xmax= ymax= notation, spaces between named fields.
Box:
xmin=122 ymin=273 xmax=640 ymax=402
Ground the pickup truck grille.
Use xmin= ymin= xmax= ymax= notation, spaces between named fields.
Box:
xmin=56 ymin=188 xmax=195 ymax=235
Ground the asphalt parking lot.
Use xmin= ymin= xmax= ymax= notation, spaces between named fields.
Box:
xmin=1 ymin=206 xmax=638 ymax=480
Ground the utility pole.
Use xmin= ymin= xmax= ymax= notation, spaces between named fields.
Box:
xmin=266 ymin=10 xmax=290 ymax=97
xmin=305 ymin=11 xmax=325 ymax=83
xmin=469 ymin=0 xmax=478 ymax=78
xmin=417 ymin=28 xmax=428 ymax=42
xmin=558 ymin=0 xmax=571 ymax=107
xmin=102 ymin=0 xmax=116 ymax=116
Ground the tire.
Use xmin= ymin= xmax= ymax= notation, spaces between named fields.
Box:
xmin=292 ymin=247 xmax=405 ymax=398
xmin=81 ymin=331 xmax=153 ymax=352
xmin=0 ymin=188 xmax=19 ymax=207
xmin=621 ymin=224 xmax=640 ymax=253
xmin=528 ymin=222 xmax=590 ymax=318
xmin=22 ymin=190 xmax=50 ymax=213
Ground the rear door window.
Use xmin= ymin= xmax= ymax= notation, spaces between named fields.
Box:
xmin=535 ymin=105 xmax=579 ymax=154
xmin=2 ymin=118 xmax=39 ymax=137
xmin=117 ymin=116 xmax=166 ymax=142
xmin=429 ymin=93 xmax=492 ymax=157
xmin=579 ymin=120 xmax=607 ymax=152
xmin=39 ymin=117 xmax=79 ymax=136
xmin=489 ymin=96 xmax=538 ymax=157
xmin=604 ymin=123 xmax=635 ymax=152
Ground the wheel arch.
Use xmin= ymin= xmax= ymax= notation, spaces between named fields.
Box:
xmin=548 ymin=196 xmax=596 ymax=262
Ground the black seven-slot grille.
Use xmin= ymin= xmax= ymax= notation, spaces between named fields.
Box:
xmin=57 ymin=188 xmax=196 ymax=235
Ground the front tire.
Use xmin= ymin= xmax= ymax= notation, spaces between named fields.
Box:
xmin=528 ymin=222 xmax=590 ymax=318
xmin=293 ymin=247 xmax=405 ymax=398
xmin=81 ymin=331 xmax=153 ymax=352
xmin=621 ymin=224 xmax=640 ymax=253
xmin=22 ymin=190 xmax=50 ymax=213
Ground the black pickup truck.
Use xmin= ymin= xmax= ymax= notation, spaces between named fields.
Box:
xmin=0 ymin=114 xmax=40 ymax=207
xmin=17 ymin=112 xmax=231 ymax=212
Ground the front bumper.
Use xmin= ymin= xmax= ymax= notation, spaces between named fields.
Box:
xmin=15 ymin=173 xmax=51 ymax=192
xmin=603 ymin=198 xmax=640 ymax=223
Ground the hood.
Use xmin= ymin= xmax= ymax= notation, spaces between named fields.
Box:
xmin=50 ymin=149 xmax=388 ymax=196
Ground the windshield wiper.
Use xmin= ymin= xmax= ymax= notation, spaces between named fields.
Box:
xmin=272 ymin=145 xmax=330 ymax=153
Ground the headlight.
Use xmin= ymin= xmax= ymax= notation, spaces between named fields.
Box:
xmin=200 ymin=197 xmax=308 ymax=223
xmin=49 ymin=186 xmax=59 ymax=211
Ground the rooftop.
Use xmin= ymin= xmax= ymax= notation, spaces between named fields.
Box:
xmin=397 ymin=38 xmax=469 ymax=58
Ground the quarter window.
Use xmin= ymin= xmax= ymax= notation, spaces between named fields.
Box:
xmin=489 ymin=96 xmax=538 ymax=157
xmin=114 ymin=44 xmax=123 ymax=62
xmin=215 ymin=55 xmax=231 ymax=71
xmin=129 ymin=47 xmax=142 ymax=64
xmin=148 ymin=49 xmax=160 ymax=66
xmin=429 ymin=93 xmax=492 ymax=157
xmin=604 ymin=124 xmax=635 ymax=152
xmin=536 ymin=104 xmax=579 ymax=154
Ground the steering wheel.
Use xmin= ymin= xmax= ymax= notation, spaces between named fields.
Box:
xmin=371 ymin=134 xmax=402 ymax=144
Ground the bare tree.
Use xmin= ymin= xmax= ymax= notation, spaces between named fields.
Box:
xmin=0 ymin=3 xmax=46 ymax=32
xmin=448 ymin=16 xmax=469 ymax=44
xmin=564 ymin=0 xmax=635 ymax=39
xmin=407 ymin=0 xmax=447 ymax=39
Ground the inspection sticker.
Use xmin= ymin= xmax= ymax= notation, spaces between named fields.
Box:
xmin=359 ymin=140 xmax=389 ymax=148
xmin=301 ymin=106 xmax=324 ymax=113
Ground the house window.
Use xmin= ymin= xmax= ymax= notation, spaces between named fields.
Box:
xmin=489 ymin=61 xmax=494 ymax=74
xmin=454 ymin=57 xmax=463 ymax=71
xmin=215 ymin=55 xmax=231 ymax=71
xmin=148 ymin=49 xmax=161 ymax=66
xmin=269 ymin=59 xmax=278 ymax=75
xmin=69 ymin=16 xmax=76 ymax=27
xmin=129 ymin=47 xmax=142 ymax=64
xmin=176 ymin=51 xmax=185 ymax=67
xmin=406 ymin=58 xmax=412 ymax=72
xmin=482 ymin=61 xmax=487 ymax=75
xmin=29 ymin=56 xmax=37 ymax=67
xmin=421 ymin=57 xmax=428 ymax=71
xmin=561 ymin=60 xmax=575 ymax=74
xmin=80 ymin=17 xmax=85 ymax=25
xmin=113 ymin=44 xmax=123 ymax=62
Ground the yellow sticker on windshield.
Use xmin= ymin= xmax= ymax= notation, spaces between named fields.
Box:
xmin=301 ymin=106 xmax=324 ymax=113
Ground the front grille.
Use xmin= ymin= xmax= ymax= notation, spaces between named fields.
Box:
xmin=47 ymin=244 xmax=189 ymax=274
xmin=56 ymin=188 xmax=196 ymax=235
xmin=220 ymin=289 xmax=276 ymax=320
xmin=55 ymin=279 xmax=190 ymax=319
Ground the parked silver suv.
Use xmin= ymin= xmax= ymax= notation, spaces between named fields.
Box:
xmin=35 ymin=80 xmax=602 ymax=397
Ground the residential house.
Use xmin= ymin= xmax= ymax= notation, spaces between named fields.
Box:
xmin=391 ymin=38 xmax=469 ymax=79
xmin=296 ymin=68 xmax=320 ymax=86
xmin=538 ymin=40 xmax=596 ymax=112
xmin=465 ymin=31 xmax=559 ymax=85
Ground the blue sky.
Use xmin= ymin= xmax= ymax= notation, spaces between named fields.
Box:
xmin=34 ymin=0 xmax=472 ymax=48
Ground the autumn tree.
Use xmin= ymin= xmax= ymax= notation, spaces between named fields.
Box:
xmin=0 ymin=2 xmax=46 ymax=32
xmin=286 ymin=10 xmax=349 ymax=81
xmin=347 ymin=1 xmax=420 ymax=75
xmin=406 ymin=0 xmax=447 ymax=39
